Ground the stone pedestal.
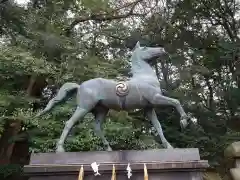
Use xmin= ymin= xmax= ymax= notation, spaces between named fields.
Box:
xmin=224 ymin=142 xmax=240 ymax=180
xmin=24 ymin=148 xmax=209 ymax=180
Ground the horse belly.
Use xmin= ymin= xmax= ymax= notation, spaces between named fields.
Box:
xmin=95 ymin=79 xmax=148 ymax=111
xmin=100 ymin=99 xmax=123 ymax=111
xmin=99 ymin=91 xmax=123 ymax=111
xmin=101 ymin=97 xmax=147 ymax=111
xmin=123 ymin=91 xmax=148 ymax=110
xmin=102 ymin=85 xmax=147 ymax=110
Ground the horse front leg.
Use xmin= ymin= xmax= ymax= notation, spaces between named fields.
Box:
xmin=145 ymin=108 xmax=173 ymax=149
xmin=151 ymin=93 xmax=190 ymax=129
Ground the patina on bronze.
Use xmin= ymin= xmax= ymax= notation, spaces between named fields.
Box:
xmin=36 ymin=41 xmax=192 ymax=152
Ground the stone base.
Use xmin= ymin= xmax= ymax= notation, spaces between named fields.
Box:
xmin=24 ymin=148 xmax=209 ymax=180
xmin=224 ymin=142 xmax=240 ymax=180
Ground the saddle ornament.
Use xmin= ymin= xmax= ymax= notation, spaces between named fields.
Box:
xmin=116 ymin=81 xmax=129 ymax=97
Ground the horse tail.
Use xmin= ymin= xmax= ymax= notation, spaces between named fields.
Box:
xmin=36 ymin=82 xmax=80 ymax=117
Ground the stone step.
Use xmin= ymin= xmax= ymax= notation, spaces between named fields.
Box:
xmin=23 ymin=148 xmax=209 ymax=180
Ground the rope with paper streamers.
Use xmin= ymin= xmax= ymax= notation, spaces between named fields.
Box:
xmin=76 ymin=163 xmax=149 ymax=180
xmin=111 ymin=164 xmax=116 ymax=180
xmin=144 ymin=163 xmax=148 ymax=180
xmin=78 ymin=165 xmax=84 ymax=180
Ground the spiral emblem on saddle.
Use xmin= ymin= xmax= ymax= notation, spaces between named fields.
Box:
xmin=116 ymin=81 xmax=129 ymax=97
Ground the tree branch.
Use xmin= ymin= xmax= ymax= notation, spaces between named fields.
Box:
xmin=0 ymin=0 xmax=8 ymax=4
xmin=65 ymin=0 xmax=144 ymax=36
xmin=160 ymin=60 xmax=170 ymax=89
xmin=204 ymin=75 xmax=214 ymax=110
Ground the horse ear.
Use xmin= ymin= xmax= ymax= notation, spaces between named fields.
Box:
xmin=135 ymin=41 xmax=140 ymax=48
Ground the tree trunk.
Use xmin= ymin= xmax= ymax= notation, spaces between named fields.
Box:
xmin=0 ymin=75 xmax=46 ymax=165
xmin=0 ymin=120 xmax=21 ymax=164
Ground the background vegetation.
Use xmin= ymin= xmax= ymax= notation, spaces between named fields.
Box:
xmin=1 ymin=0 xmax=240 ymax=176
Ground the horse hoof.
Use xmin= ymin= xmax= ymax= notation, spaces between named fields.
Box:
xmin=164 ymin=142 xmax=173 ymax=149
xmin=180 ymin=118 xmax=188 ymax=129
xmin=107 ymin=146 xmax=113 ymax=151
xmin=35 ymin=113 xmax=41 ymax=118
xmin=56 ymin=146 xmax=65 ymax=153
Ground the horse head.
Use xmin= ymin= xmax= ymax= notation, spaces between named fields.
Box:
xmin=132 ymin=41 xmax=167 ymax=63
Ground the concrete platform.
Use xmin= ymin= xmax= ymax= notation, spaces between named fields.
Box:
xmin=24 ymin=148 xmax=209 ymax=180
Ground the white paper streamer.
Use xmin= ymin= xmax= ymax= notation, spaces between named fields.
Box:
xmin=91 ymin=162 xmax=101 ymax=176
xmin=126 ymin=163 xmax=132 ymax=179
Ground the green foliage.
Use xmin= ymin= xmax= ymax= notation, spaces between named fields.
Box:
xmin=1 ymin=1 xmax=240 ymax=177
xmin=0 ymin=46 xmax=54 ymax=76
xmin=0 ymin=164 xmax=22 ymax=179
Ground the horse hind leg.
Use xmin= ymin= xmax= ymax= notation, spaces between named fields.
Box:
xmin=56 ymin=107 xmax=89 ymax=152
xmin=56 ymin=89 xmax=99 ymax=152
xmin=93 ymin=108 xmax=112 ymax=151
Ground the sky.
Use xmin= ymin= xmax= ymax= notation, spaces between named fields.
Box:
xmin=14 ymin=0 xmax=31 ymax=7
xmin=15 ymin=0 xmax=29 ymax=5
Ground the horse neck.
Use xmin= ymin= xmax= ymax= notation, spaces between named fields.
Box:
xmin=130 ymin=54 xmax=157 ymax=78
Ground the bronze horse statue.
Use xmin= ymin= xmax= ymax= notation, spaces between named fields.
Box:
xmin=36 ymin=41 xmax=190 ymax=152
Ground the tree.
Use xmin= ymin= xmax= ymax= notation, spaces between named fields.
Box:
xmin=139 ymin=0 xmax=240 ymax=168
xmin=1 ymin=0 xmax=240 ymax=178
